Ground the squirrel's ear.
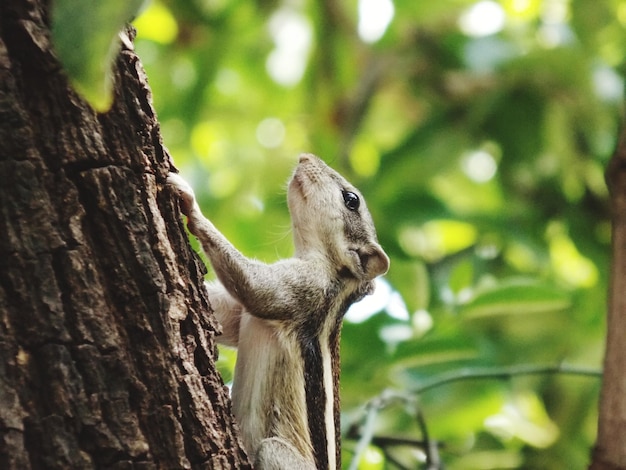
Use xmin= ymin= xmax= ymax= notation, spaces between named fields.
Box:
xmin=358 ymin=244 xmax=390 ymax=280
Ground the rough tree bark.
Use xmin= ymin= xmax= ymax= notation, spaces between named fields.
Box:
xmin=590 ymin=115 xmax=626 ymax=470
xmin=0 ymin=0 xmax=251 ymax=468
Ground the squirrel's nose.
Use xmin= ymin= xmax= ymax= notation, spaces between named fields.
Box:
xmin=298 ymin=153 xmax=316 ymax=165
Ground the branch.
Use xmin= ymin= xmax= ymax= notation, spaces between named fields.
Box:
xmin=416 ymin=408 xmax=441 ymax=470
xmin=347 ymin=396 xmax=382 ymax=470
xmin=369 ymin=435 xmax=433 ymax=448
xmin=411 ymin=363 xmax=601 ymax=395
xmin=346 ymin=363 xmax=600 ymax=468
xmin=591 ymin=110 xmax=626 ymax=470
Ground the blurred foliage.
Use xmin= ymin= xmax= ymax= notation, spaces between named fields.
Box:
xmin=51 ymin=0 xmax=145 ymax=110
xmin=133 ymin=0 xmax=623 ymax=468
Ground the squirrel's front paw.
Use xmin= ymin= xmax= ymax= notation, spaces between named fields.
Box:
xmin=167 ymin=172 xmax=197 ymax=217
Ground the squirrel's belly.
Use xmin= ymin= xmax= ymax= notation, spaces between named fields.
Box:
xmin=232 ymin=313 xmax=314 ymax=463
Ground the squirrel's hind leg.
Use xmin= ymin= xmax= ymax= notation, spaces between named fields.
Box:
xmin=205 ymin=280 xmax=242 ymax=348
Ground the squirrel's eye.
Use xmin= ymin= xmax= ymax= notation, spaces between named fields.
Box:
xmin=342 ymin=191 xmax=360 ymax=211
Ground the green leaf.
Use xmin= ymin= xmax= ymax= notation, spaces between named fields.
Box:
xmin=461 ymin=280 xmax=571 ymax=318
xmin=51 ymin=0 xmax=145 ymax=111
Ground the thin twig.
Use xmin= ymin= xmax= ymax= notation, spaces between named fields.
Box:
xmin=345 ymin=363 xmax=600 ymax=468
xmin=347 ymin=398 xmax=381 ymax=470
xmin=370 ymin=435 xmax=433 ymax=448
xmin=412 ymin=363 xmax=601 ymax=395
xmin=416 ymin=408 xmax=441 ymax=470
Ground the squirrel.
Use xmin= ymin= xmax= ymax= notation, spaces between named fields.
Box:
xmin=167 ymin=153 xmax=389 ymax=469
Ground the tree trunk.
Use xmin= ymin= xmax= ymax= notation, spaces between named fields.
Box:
xmin=0 ymin=0 xmax=251 ymax=468
xmin=590 ymin=116 xmax=626 ymax=470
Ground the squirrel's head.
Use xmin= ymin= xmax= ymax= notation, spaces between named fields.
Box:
xmin=288 ymin=154 xmax=389 ymax=282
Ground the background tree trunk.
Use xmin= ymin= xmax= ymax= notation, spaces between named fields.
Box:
xmin=0 ymin=0 xmax=251 ymax=468
xmin=590 ymin=116 xmax=626 ymax=470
